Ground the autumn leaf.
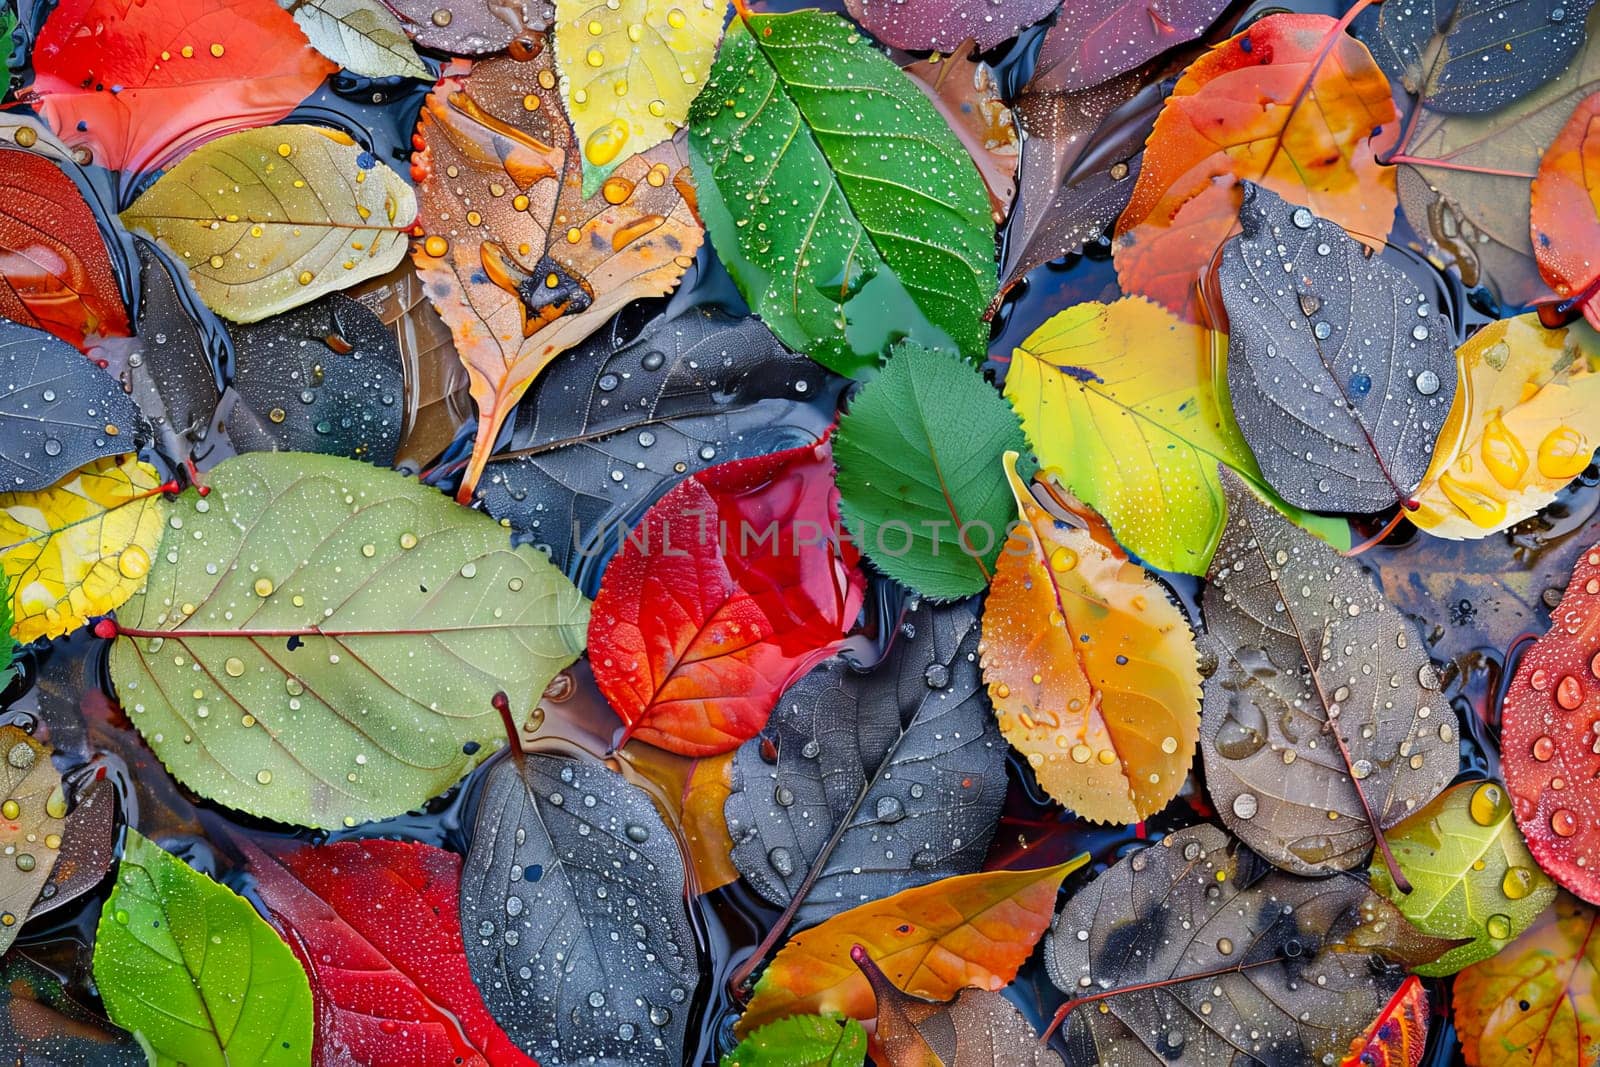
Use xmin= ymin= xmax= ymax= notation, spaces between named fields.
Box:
xmin=553 ymin=0 xmax=728 ymax=194
xmin=0 ymin=148 xmax=129 ymax=351
xmin=1113 ymin=13 xmax=1401 ymax=320
xmin=1501 ymin=541 xmax=1600 ymax=904
xmin=903 ymin=47 xmax=1020 ymax=224
xmin=278 ymin=0 xmax=431 ymax=80
xmin=121 ymin=125 xmax=417 ymax=325
xmin=587 ymin=439 xmax=865 ymax=756
xmin=0 ymin=727 xmax=67 ymax=956
xmin=241 ymin=836 xmax=534 ymax=1066
xmin=24 ymin=0 xmax=336 ymax=174
xmin=380 ymin=0 xmax=549 ymax=54
xmin=411 ymin=53 xmax=701 ymax=503
xmin=841 ymin=0 xmax=1058 ymax=52
xmin=1532 ymin=92 xmax=1600 ymax=328
xmin=1029 ymin=0 xmax=1229 ymax=93
xmin=1343 ymin=977 xmax=1429 ymax=1067
xmin=735 ymin=859 xmax=1083 ymax=1037
xmin=1412 ymin=314 xmax=1600 ymax=538
xmin=1454 ymin=892 xmax=1600 ymax=1067
xmin=981 ymin=452 xmax=1201 ymax=824
xmin=0 ymin=955 xmax=142 ymax=1064
xmin=614 ymin=742 xmax=741 ymax=895
xmin=0 ymin=455 xmax=166 ymax=644
xmin=30 ymin=776 xmax=119 ymax=923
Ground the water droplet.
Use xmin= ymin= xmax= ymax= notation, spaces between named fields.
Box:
xmin=1558 ymin=675 xmax=1584 ymax=710
xmin=119 ymin=545 xmax=151 ymax=579
xmin=1291 ymin=207 xmax=1314 ymax=228
xmin=1232 ymin=793 xmax=1259 ymax=819
xmin=588 ymin=991 xmax=606 ymax=1008
xmin=923 ymin=664 xmax=949 ymax=689
xmin=1531 ymin=668 xmax=1550 ymax=691
xmin=1502 ymin=866 xmax=1537 ymax=900
xmin=1486 ymin=913 xmax=1513 ymax=940
xmin=1313 ymin=321 xmax=1332 ymax=340
xmin=876 ymin=796 xmax=905 ymax=823
xmin=224 ymin=657 xmax=245 ymax=678
xmin=1552 ymin=809 xmax=1578 ymax=836
xmin=1412 ymin=324 xmax=1430 ymax=341
xmin=768 ymin=846 xmax=794 ymax=876
xmin=1469 ymin=782 xmax=1508 ymax=826
xmin=1415 ymin=370 xmax=1441 ymax=395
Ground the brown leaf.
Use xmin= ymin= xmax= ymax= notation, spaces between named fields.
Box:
xmin=411 ymin=52 xmax=702 ymax=502
xmin=0 ymin=726 xmax=67 ymax=953
xmin=1029 ymin=0 xmax=1229 ymax=93
xmin=30 ymin=776 xmax=117 ymax=922
xmin=380 ymin=0 xmax=550 ymax=54
xmin=904 ymin=46 xmax=1019 ymax=224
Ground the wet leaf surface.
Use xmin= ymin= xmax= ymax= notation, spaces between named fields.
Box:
xmin=280 ymin=0 xmax=431 ymax=80
xmin=839 ymin=0 xmax=1058 ymax=52
xmin=688 ymin=8 xmax=996 ymax=377
xmin=724 ymin=600 xmax=1006 ymax=929
xmin=1342 ymin=976 xmax=1430 ymax=1067
xmin=1030 ymin=0 xmax=1229 ymax=93
xmin=410 ymin=52 xmax=701 ymax=500
xmin=25 ymin=0 xmax=337 ymax=174
xmin=380 ymin=0 xmax=552 ymax=54
xmin=1046 ymin=824 xmax=1456 ymax=1067
xmin=28 ymin=776 xmax=118 ymax=922
xmin=1114 ymin=13 xmax=1400 ymax=320
xmin=106 ymin=451 xmax=588 ymax=828
xmin=224 ymin=293 xmax=404 ymax=465
xmin=242 ymin=836 xmax=533 ymax=1066
xmin=93 ymin=829 xmax=314 ymax=1065
xmin=1220 ymin=184 xmax=1457 ymax=513
xmin=982 ymin=454 xmax=1202 ymax=823
xmin=0 ymin=148 xmax=129 ymax=352
xmin=1532 ymin=92 xmax=1600 ymax=328
xmin=0 ymin=954 xmax=142 ymax=1065
xmin=0 ymin=727 xmax=66 ymax=955
xmin=0 ymin=455 xmax=167 ymax=644
xmin=0 ymin=319 xmax=141 ymax=494
xmin=122 ymin=125 xmax=416 ymax=325
xmin=903 ymin=47 xmax=1019 ymax=225
xmin=833 ymin=342 xmax=1028 ymax=599
xmin=1454 ymin=891 xmax=1600 ymax=1067
xmin=460 ymin=752 xmax=697 ymax=1067
xmin=1371 ymin=780 xmax=1556 ymax=977
xmin=721 ymin=1014 xmax=867 ymax=1067
xmin=1200 ymin=469 xmax=1454 ymax=875
xmin=737 ymin=860 xmax=1082 ymax=1037
xmin=476 ymin=306 xmax=840 ymax=577
xmin=586 ymin=439 xmax=864 ymax=756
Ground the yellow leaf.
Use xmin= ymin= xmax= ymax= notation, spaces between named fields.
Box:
xmin=1412 ymin=314 xmax=1600 ymax=539
xmin=554 ymin=0 xmax=730 ymax=194
xmin=121 ymin=125 xmax=417 ymax=324
xmin=736 ymin=859 xmax=1083 ymax=1037
xmin=0 ymin=455 xmax=165 ymax=642
xmin=980 ymin=452 xmax=1200 ymax=824
xmin=615 ymin=744 xmax=739 ymax=894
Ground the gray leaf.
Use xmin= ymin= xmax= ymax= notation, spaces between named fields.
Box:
xmin=0 ymin=319 xmax=141 ymax=492
xmin=460 ymin=753 xmax=696 ymax=1067
xmin=1220 ymin=183 xmax=1456 ymax=513
xmin=724 ymin=599 xmax=1006 ymax=930
xmin=1200 ymin=469 xmax=1454 ymax=875
xmin=1046 ymin=824 xmax=1454 ymax=1067
xmin=477 ymin=308 xmax=842 ymax=578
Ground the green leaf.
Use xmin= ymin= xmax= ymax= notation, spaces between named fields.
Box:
xmin=278 ymin=0 xmax=431 ymax=80
xmin=721 ymin=1015 xmax=868 ymax=1067
xmin=0 ymin=568 xmax=12 ymax=689
xmin=93 ymin=829 xmax=313 ymax=1066
xmin=688 ymin=8 xmax=996 ymax=379
xmin=1372 ymin=779 xmax=1557 ymax=977
xmin=0 ymin=10 xmax=15 ymax=98
xmin=833 ymin=342 xmax=1029 ymax=598
xmin=107 ymin=452 xmax=589 ymax=829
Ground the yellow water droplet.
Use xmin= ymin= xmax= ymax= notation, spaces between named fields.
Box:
xmin=277 ymin=142 xmax=292 ymax=157
xmin=1050 ymin=546 xmax=1077 ymax=572
xmin=513 ymin=194 xmax=530 ymax=212
xmin=423 ymin=235 xmax=449 ymax=258
xmin=361 ymin=543 xmax=376 ymax=558
xmin=1481 ymin=413 xmax=1529 ymax=489
xmin=181 ymin=602 xmax=196 ymax=615
xmin=14 ymin=127 xmax=36 ymax=148
xmin=256 ymin=770 xmax=273 ymax=785
xmin=585 ymin=46 xmax=605 ymax=67
xmin=538 ymin=69 xmax=556 ymax=90
xmin=1160 ymin=736 xmax=1178 ymax=754
xmin=297 ymin=270 xmax=314 ymax=286
xmin=585 ymin=120 xmax=631 ymax=167
xmin=44 ymin=787 xmax=66 ymax=820
xmin=648 ymin=99 xmax=666 ymax=118
xmin=566 ymin=227 xmax=583 ymax=243
xmin=0 ymin=801 xmax=18 ymax=821
xmin=44 ymin=834 xmax=60 ymax=849
xmin=522 ymin=94 xmax=541 ymax=111
xmin=209 ymin=43 xmax=224 ymax=57
xmin=993 ymin=683 xmax=1010 ymax=699
xmin=292 ymin=594 xmax=305 ymax=607
xmin=1096 ymin=749 xmax=1116 ymax=765
xmin=119 ymin=545 xmax=151 ymax=579
xmin=466 ymin=210 xmax=483 ymax=227
xmin=1486 ymin=913 xmax=1513 ymax=940
xmin=400 ymin=532 xmax=418 ymax=549
xmin=181 ymin=45 xmax=195 ymax=58
xmin=602 ymin=176 xmax=634 ymax=205
xmin=1438 ymin=472 xmax=1507 ymax=529
xmin=249 ymin=225 xmax=263 ymax=238
xmin=666 ymin=6 xmax=687 ymax=27
xmin=224 ymin=657 xmax=245 ymax=677
xmin=628 ymin=23 xmax=643 ymax=42
xmin=242 ymin=714 xmax=256 ymax=727
xmin=268 ymin=407 xmax=286 ymax=424
xmin=1070 ymin=744 xmax=1091 ymax=764
xmin=1502 ymin=865 xmax=1537 ymax=900
xmin=587 ymin=19 xmax=603 ymax=34
xmin=1538 ymin=425 xmax=1592 ymax=480
xmin=1468 ymin=781 xmax=1508 ymax=826
xmin=208 ymin=255 xmax=225 ymax=269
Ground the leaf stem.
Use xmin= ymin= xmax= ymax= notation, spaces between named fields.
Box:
xmin=1384 ymin=154 xmax=1537 ymax=179
xmin=1038 ymin=957 xmax=1287 ymax=1044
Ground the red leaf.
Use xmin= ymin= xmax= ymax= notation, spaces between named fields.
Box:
xmin=588 ymin=439 xmax=865 ymax=756
xmin=1531 ymin=92 xmax=1600 ymax=330
xmin=1342 ymin=976 xmax=1428 ymax=1067
xmin=1502 ymin=541 xmax=1600 ymax=905
xmin=24 ymin=0 xmax=336 ymax=175
xmin=241 ymin=837 xmax=535 ymax=1067
xmin=0 ymin=149 xmax=129 ymax=350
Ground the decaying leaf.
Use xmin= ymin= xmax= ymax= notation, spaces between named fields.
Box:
xmin=982 ymin=452 xmax=1201 ymax=823
xmin=553 ymin=0 xmax=728 ymax=194
xmin=106 ymin=451 xmax=589 ymax=829
xmin=1372 ymin=780 xmax=1556 ymax=977
xmin=725 ymin=600 xmax=1006 ymax=930
xmin=1501 ymin=541 xmax=1600 ymax=904
xmin=0 ymin=454 xmax=166 ymax=644
xmin=1201 ymin=469 xmax=1454 ymax=876
xmin=1532 ymin=92 xmax=1600 ymax=328
xmin=0 ymin=727 xmax=67 ymax=955
xmin=1454 ymin=891 xmax=1600 ymax=1067
xmin=94 ymin=829 xmax=315 ymax=1065
xmin=25 ymin=0 xmax=337 ymax=174
xmin=381 ymin=0 xmax=551 ymax=55
xmin=721 ymin=1014 xmax=867 ymax=1067
xmin=0 ymin=147 xmax=129 ymax=351
xmin=0 ymin=319 xmax=141 ymax=494
xmin=904 ymin=47 xmax=1019 ymax=224
xmin=278 ymin=0 xmax=431 ymax=79
xmin=1047 ymin=824 xmax=1457 ymax=1067
xmin=1220 ymin=184 xmax=1457 ymax=514
xmin=1029 ymin=0 xmax=1229 ymax=93
xmin=841 ymin=0 xmax=1058 ymax=52
xmin=461 ymin=752 xmax=697 ymax=1066
xmin=0 ymin=954 xmax=142 ymax=1065
xmin=1411 ymin=314 xmax=1600 ymax=538
xmin=853 ymin=945 xmax=1064 ymax=1067
xmin=620 ymin=743 xmax=740 ymax=894
xmin=1114 ymin=14 xmax=1400 ymax=320
xmin=411 ymin=53 xmax=701 ymax=502
xmin=29 ymin=776 xmax=118 ymax=922
xmin=736 ymin=859 xmax=1083 ymax=1037
xmin=1343 ymin=977 xmax=1430 ymax=1067
xmin=587 ymin=439 xmax=864 ymax=756
xmin=122 ymin=125 xmax=416 ymax=325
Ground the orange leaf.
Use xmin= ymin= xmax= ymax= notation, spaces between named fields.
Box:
xmin=615 ymin=744 xmax=740 ymax=894
xmin=410 ymin=54 xmax=702 ymax=503
xmin=1531 ymin=92 xmax=1600 ymax=330
xmin=1343 ymin=976 xmax=1429 ymax=1067
xmin=1113 ymin=12 xmax=1399 ymax=321
xmin=980 ymin=453 xmax=1201 ymax=824
xmin=25 ymin=0 xmax=336 ymax=174
xmin=735 ymin=859 xmax=1084 ymax=1037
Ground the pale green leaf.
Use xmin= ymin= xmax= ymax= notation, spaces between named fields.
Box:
xmin=280 ymin=0 xmax=431 ymax=79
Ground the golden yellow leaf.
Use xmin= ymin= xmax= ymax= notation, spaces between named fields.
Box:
xmin=615 ymin=744 xmax=739 ymax=894
xmin=1 ymin=455 xmax=165 ymax=642
xmin=980 ymin=452 xmax=1201 ymax=824
xmin=554 ymin=0 xmax=729 ymax=194
xmin=121 ymin=125 xmax=417 ymax=324
xmin=1412 ymin=314 xmax=1600 ymax=539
